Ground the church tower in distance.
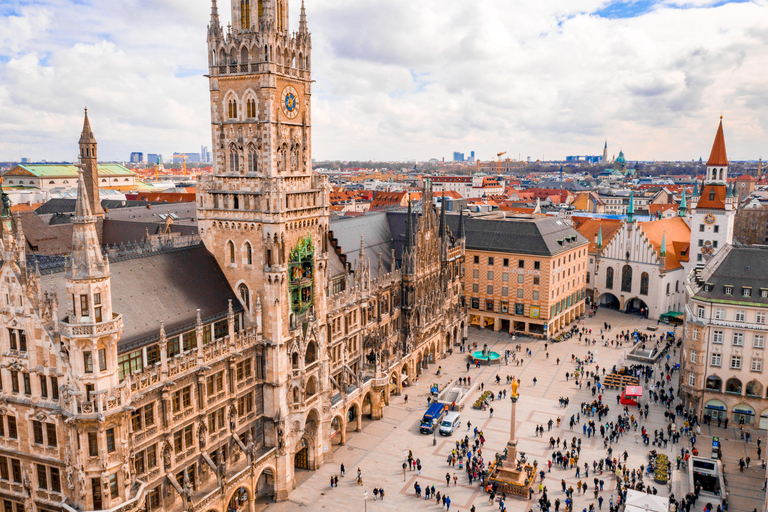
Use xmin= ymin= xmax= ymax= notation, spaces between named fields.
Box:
xmin=198 ymin=0 xmax=329 ymax=496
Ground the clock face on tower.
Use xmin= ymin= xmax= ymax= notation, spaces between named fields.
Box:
xmin=704 ymin=214 xmax=716 ymax=225
xmin=281 ymin=86 xmax=299 ymax=119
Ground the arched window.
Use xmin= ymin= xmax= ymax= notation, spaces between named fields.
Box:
xmin=725 ymin=378 xmax=743 ymax=394
xmin=247 ymin=145 xmax=257 ymax=174
xmin=605 ymin=267 xmax=614 ymax=289
xmin=244 ymin=242 xmax=252 ymax=265
xmin=238 ymin=283 xmax=249 ymax=310
xmin=675 ymin=281 xmax=679 ymax=293
xmin=746 ymin=380 xmax=763 ymax=397
xmin=292 ymin=386 xmax=300 ymax=403
xmin=241 ymin=0 xmax=251 ymax=29
xmin=229 ymin=146 xmax=239 ymax=173
xmin=640 ymin=272 xmax=649 ymax=296
xmin=705 ymin=375 xmax=722 ymax=391
xmin=228 ymin=99 xmax=237 ymax=119
xmin=240 ymin=46 xmax=248 ymax=65
xmin=291 ymin=352 xmax=299 ymax=369
xmin=666 ymin=283 xmax=670 ymax=295
xmin=305 ymin=341 xmax=317 ymax=365
xmin=305 ymin=376 xmax=316 ymax=398
xmin=233 ymin=195 xmax=239 ymax=210
xmin=246 ymin=99 xmax=256 ymax=118
xmin=621 ymin=265 xmax=632 ymax=293
xmin=228 ymin=241 xmax=236 ymax=264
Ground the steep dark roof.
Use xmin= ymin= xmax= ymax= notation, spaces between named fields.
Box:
xmin=696 ymin=245 xmax=768 ymax=306
xmin=446 ymin=214 xmax=587 ymax=256
xmin=102 ymin=220 xmax=197 ymax=246
xmin=329 ymin=212 xmax=394 ymax=278
xmin=35 ymin=199 xmax=164 ymax=215
xmin=40 ymin=244 xmax=242 ymax=352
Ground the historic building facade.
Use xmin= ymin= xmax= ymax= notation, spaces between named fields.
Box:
xmin=0 ymin=2 xmax=465 ymax=512
xmin=453 ymin=215 xmax=588 ymax=337
xmin=682 ymin=245 xmax=768 ymax=428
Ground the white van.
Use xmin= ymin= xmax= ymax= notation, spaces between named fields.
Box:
xmin=439 ymin=412 xmax=461 ymax=436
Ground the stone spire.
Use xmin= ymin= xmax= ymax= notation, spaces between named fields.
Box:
xmin=404 ymin=200 xmax=413 ymax=252
xmin=68 ymin=170 xmax=107 ymax=280
xmin=533 ymin=197 xmax=542 ymax=214
xmin=439 ymin=196 xmax=447 ymax=240
xmin=78 ymin=108 xmax=104 ymax=216
xmin=299 ymin=0 xmax=308 ymax=34
xmin=209 ymin=0 xmax=222 ymax=37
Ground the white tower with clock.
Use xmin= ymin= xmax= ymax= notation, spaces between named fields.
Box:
xmin=686 ymin=117 xmax=736 ymax=276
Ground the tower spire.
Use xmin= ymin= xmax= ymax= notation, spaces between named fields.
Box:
xmin=69 ymin=170 xmax=107 ymax=280
xmin=78 ymin=108 xmax=104 ymax=217
xmin=627 ymin=189 xmax=634 ymax=223
xmin=299 ymin=0 xmax=308 ymax=33
xmin=597 ymin=225 xmax=603 ymax=248
xmin=404 ymin=200 xmax=413 ymax=252
xmin=439 ymin=195 xmax=447 ymax=240
xmin=660 ymin=232 xmax=667 ymax=257
xmin=707 ymin=117 xmax=728 ymax=167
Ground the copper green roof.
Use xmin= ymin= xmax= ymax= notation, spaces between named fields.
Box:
xmin=7 ymin=164 xmax=136 ymax=178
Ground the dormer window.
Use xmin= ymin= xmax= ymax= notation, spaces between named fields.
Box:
xmin=744 ymin=287 xmax=752 ymax=297
xmin=761 ymin=289 xmax=768 ymax=298
xmin=710 ymin=190 xmax=715 ymax=200
xmin=724 ymin=286 xmax=733 ymax=296
xmin=704 ymin=283 xmax=713 ymax=292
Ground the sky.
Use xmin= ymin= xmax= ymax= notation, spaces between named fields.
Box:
xmin=0 ymin=0 xmax=767 ymax=163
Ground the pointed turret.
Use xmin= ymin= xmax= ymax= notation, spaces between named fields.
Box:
xmin=627 ymin=190 xmax=634 ymax=223
xmin=707 ymin=117 xmax=728 ymax=167
xmin=678 ymin=189 xmax=687 ymax=217
xmin=299 ymin=0 xmax=308 ymax=34
xmin=597 ymin=226 xmax=603 ymax=248
xmin=404 ymin=200 xmax=413 ymax=252
xmin=439 ymin=196 xmax=447 ymax=240
xmin=68 ymin=170 xmax=107 ymax=281
xmin=660 ymin=232 xmax=667 ymax=257
xmin=692 ymin=181 xmax=699 ymax=197
xmin=78 ymin=108 xmax=104 ymax=217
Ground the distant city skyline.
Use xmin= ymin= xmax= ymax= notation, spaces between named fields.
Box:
xmin=0 ymin=0 xmax=766 ymax=163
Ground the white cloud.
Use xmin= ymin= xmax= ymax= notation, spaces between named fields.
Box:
xmin=0 ymin=0 xmax=766 ymax=163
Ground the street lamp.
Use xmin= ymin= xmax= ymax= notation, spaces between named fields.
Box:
xmin=364 ymin=491 xmax=368 ymax=512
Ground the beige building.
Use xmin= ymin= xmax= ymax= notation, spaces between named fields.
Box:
xmin=451 ymin=214 xmax=588 ymax=337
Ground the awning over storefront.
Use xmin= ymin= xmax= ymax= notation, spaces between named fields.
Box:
xmin=704 ymin=399 xmax=727 ymax=411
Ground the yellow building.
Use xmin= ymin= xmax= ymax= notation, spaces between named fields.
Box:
xmin=448 ymin=214 xmax=589 ymax=337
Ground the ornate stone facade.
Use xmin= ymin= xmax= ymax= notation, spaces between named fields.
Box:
xmin=0 ymin=4 xmax=464 ymax=512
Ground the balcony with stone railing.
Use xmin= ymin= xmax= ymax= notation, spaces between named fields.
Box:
xmin=61 ymin=480 xmax=147 ymax=512
xmin=60 ymin=313 xmax=123 ymax=339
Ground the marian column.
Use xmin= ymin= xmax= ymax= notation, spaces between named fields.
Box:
xmin=508 ymin=379 xmax=519 ymax=461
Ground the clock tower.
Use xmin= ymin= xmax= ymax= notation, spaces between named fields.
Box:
xmin=686 ymin=118 xmax=736 ymax=275
xmin=199 ymin=0 xmax=331 ymax=497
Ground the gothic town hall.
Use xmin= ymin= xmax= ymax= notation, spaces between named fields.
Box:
xmin=0 ymin=2 xmax=466 ymax=512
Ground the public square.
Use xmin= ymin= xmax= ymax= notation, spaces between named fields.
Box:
xmin=261 ymin=308 xmax=763 ymax=512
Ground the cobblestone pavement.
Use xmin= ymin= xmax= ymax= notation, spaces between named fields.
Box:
xmin=261 ymin=309 xmax=697 ymax=512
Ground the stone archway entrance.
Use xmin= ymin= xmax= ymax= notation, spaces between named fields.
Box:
xmin=254 ymin=468 xmax=275 ymax=504
xmin=227 ymin=486 xmax=250 ymax=512
xmin=598 ymin=293 xmax=620 ymax=310
xmin=294 ymin=438 xmax=309 ymax=470
xmin=625 ymin=297 xmax=648 ymax=316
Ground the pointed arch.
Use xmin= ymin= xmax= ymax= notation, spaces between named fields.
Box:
xmin=240 ymin=45 xmax=249 ymax=65
xmin=229 ymin=143 xmax=240 ymax=174
xmin=227 ymin=241 xmax=236 ymax=264
xmin=621 ymin=264 xmax=632 ymax=293
xmin=244 ymin=241 xmax=253 ymax=265
xmin=238 ymin=282 xmax=250 ymax=311
xmin=246 ymin=143 xmax=258 ymax=174
xmin=305 ymin=340 xmax=317 ymax=365
xmin=640 ymin=272 xmax=649 ymax=295
xmin=605 ymin=267 xmax=614 ymax=289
